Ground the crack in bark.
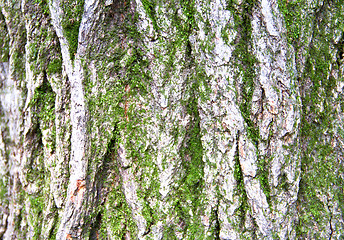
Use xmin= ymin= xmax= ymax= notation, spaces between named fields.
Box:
xmin=234 ymin=133 xmax=249 ymax=231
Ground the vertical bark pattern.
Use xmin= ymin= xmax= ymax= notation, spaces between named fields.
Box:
xmin=0 ymin=0 xmax=343 ymax=239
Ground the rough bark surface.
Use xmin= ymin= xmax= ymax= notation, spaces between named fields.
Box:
xmin=0 ymin=0 xmax=343 ymax=239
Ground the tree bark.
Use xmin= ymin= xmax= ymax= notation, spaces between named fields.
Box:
xmin=0 ymin=0 xmax=343 ymax=239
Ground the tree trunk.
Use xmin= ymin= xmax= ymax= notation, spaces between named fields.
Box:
xmin=0 ymin=0 xmax=343 ymax=239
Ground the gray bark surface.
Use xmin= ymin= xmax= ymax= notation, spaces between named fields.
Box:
xmin=0 ymin=0 xmax=343 ymax=239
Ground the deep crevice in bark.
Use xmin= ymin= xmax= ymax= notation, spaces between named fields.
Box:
xmin=1 ymin=0 xmax=343 ymax=238
xmin=335 ymin=32 xmax=344 ymax=67
xmin=234 ymin=134 xmax=249 ymax=231
xmin=89 ymin=212 xmax=102 ymax=240
xmin=48 ymin=210 xmax=59 ymax=240
xmin=211 ymin=205 xmax=221 ymax=240
xmin=228 ymin=0 xmax=260 ymax=159
xmin=86 ymin=129 xmax=118 ymax=237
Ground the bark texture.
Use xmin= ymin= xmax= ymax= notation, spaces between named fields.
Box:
xmin=0 ymin=0 xmax=343 ymax=239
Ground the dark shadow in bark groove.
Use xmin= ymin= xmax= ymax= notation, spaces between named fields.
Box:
xmin=209 ymin=204 xmax=221 ymax=240
xmin=335 ymin=32 xmax=344 ymax=67
xmin=87 ymin=130 xmax=118 ymax=238
xmin=234 ymin=134 xmax=249 ymax=229
xmin=89 ymin=212 xmax=102 ymax=240
xmin=48 ymin=207 xmax=59 ymax=240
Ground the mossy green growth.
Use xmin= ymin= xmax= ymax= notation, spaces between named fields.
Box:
xmin=174 ymin=81 xmax=205 ymax=238
xmin=125 ymin=47 xmax=150 ymax=92
xmin=179 ymin=0 xmax=197 ymax=33
xmin=0 ymin=2 xmax=26 ymax=81
xmin=27 ymin=168 xmax=53 ymax=239
xmin=32 ymin=79 xmax=56 ymax=124
xmin=293 ymin=1 xmax=344 ymax=236
xmin=30 ymin=76 xmax=56 ymax=152
xmin=14 ymin=190 xmax=26 ymax=234
xmin=183 ymin=94 xmax=204 ymax=188
xmin=233 ymin=143 xmax=250 ymax=231
xmin=24 ymin=4 xmax=62 ymax=77
xmin=99 ymin=170 xmax=137 ymax=238
xmin=278 ymin=0 xmax=304 ymax=46
xmin=162 ymin=225 xmax=179 ymax=239
xmin=61 ymin=0 xmax=84 ymax=61
xmin=123 ymin=111 xmax=160 ymax=236
xmin=33 ymin=0 xmax=50 ymax=16
xmin=141 ymin=0 xmax=159 ymax=32
xmin=257 ymin=156 xmax=271 ymax=206
xmin=12 ymin=30 xmax=27 ymax=81
xmin=82 ymin=6 xmax=151 ymax=233
xmin=227 ymin=0 xmax=259 ymax=144
xmin=228 ymin=0 xmax=271 ymax=212
xmin=0 ymin=12 xmax=9 ymax=62
xmin=48 ymin=213 xmax=60 ymax=240
xmin=29 ymin=194 xmax=44 ymax=239
xmin=47 ymin=58 xmax=62 ymax=76
xmin=152 ymin=1 xmax=206 ymax=236
xmin=206 ymin=206 xmax=221 ymax=240
xmin=0 ymin=177 xmax=8 ymax=204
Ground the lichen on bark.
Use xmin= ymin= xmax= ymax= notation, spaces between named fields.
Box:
xmin=0 ymin=0 xmax=343 ymax=239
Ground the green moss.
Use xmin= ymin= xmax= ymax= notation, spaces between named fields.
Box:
xmin=227 ymin=0 xmax=275 ymax=233
xmin=233 ymin=141 xmax=250 ymax=230
xmin=278 ymin=172 xmax=289 ymax=192
xmin=228 ymin=0 xmax=271 ymax=215
xmin=173 ymin=80 xmax=205 ymax=238
xmin=28 ymin=43 xmax=39 ymax=63
xmin=151 ymin=1 xmax=209 ymax=237
xmin=33 ymin=0 xmax=50 ymax=16
xmin=1 ymin=5 xmax=26 ymax=80
xmin=26 ymin=153 xmax=45 ymax=183
xmin=182 ymin=90 xmax=204 ymax=187
xmin=84 ymin=0 xmax=208 ymax=238
xmin=12 ymin=39 xmax=26 ymax=81
xmin=27 ymin=169 xmax=53 ymax=240
xmin=227 ymin=0 xmax=259 ymax=144
xmin=0 ymin=12 xmax=10 ymax=62
xmin=14 ymin=190 xmax=26 ymax=233
xmin=257 ymin=156 xmax=272 ymax=206
xmin=61 ymin=0 xmax=84 ymax=61
xmin=154 ymin=3 xmax=206 ymax=235
xmin=163 ymin=225 xmax=179 ymax=239
xmin=278 ymin=0 xmax=304 ymax=46
xmin=125 ymin=47 xmax=150 ymax=92
xmin=283 ymin=0 xmax=344 ymax=236
xmin=206 ymin=206 xmax=220 ymax=240
xmin=86 ymin=4 xmax=164 ymax=235
xmin=0 ymin=177 xmax=8 ymax=204
xmin=47 ymin=58 xmax=62 ymax=75
xmin=48 ymin=214 xmax=60 ymax=240
xmin=141 ymin=0 xmax=159 ymax=32
xmin=30 ymin=76 xmax=56 ymax=152
xmin=24 ymin=2 xmax=62 ymax=77
xmin=29 ymin=194 xmax=44 ymax=239
xmin=179 ymin=0 xmax=196 ymax=32
xmin=99 ymin=169 xmax=137 ymax=238
xmin=82 ymin=7 xmax=150 ymax=231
